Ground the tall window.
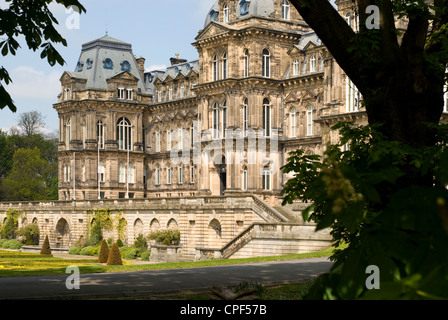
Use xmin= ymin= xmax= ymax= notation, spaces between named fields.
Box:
xmin=222 ymin=100 xmax=228 ymax=137
xmin=307 ymin=106 xmax=314 ymax=136
xmin=212 ymin=55 xmax=219 ymax=81
xmin=117 ymin=118 xmax=131 ymax=151
xmin=190 ymin=123 xmax=195 ymax=148
xmin=310 ymin=55 xmax=316 ymax=72
xmin=178 ymin=166 xmax=183 ymax=184
xmin=180 ymin=84 xmax=185 ymax=98
xmin=178 ymin=127 xmax=184 ymax=150
xmin=126 ymin=88 xmax=133 ymax=100
xmin=128 ymin=164 xmax=135 ymax=184
xmin=118 ymin=87 xmax=125 ymax=99
xmin=64 ymin=88 xmax=71 ymax=100
xmin=66 ymin=118 xmax=71 ymax=149
xmin=157 ymin=90 xmax=162 ymax=102
xmin=167 ymin=165 xmax=172 ymax=184
xmin=345 ymin=12 xmax=351 ymax=26
xmin=97 ymin=121 xmax=104 ymax=149
xmin=319 ymin=55 xmax=324 ymax=71
xmin=156 ymin=166 xmax=161 ymax=185
xmin=302 ymin=55 xmax=307 ymax=74
xmin=282 ymin=0 xmax=290 ymax=20
xmin=167 ymin=129 xmax=172 ymax=151
xmin=242 ymin=166 xmax=248 ymax=190
xmin=190 ymin=163 xmax=195 ymax=183
xmin=169 ymin=86 xmax=173 ymax=100
xmin=223 ymin=4 xmax=229 ymax=23
xmin=99 ymin=161 xmax=105 ymax=182
xmin=213 ymin=102 xmax=220 ymax=138
xmin=346 ymin=78 xmax=361 ymax=112
xmin=262 ymin=49 xmax=270 ymax=78
xmin=444 ymin=81 xmax=448 ymax=112
xmin=243 ymin=98 xmax=249 ymax=137
xmin=290 ymin=107 xmax=297 ymax=137
xmin=222 ymin=52 xmax=228 ymax=79
xmin=119 ymin=163 xmax=126 ymax=183
xmin=156 ymin=129 xmax=161 ymax=152
xmin=262 ymin=166 xmax=271 ymax=190
xmin=293 ymin=59 xmax=299 ymax=76
xmin=244 ymin=49 xmax=249 ymax=77
xmin=263 ymin=98 xmax=271 ymax=137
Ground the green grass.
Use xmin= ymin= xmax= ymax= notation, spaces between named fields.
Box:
xmin=0 ymin=244 xmax=341 ymax=278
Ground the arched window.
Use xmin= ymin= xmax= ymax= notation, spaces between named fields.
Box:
xmin=167 ymin=165 xmax=172 ymax=184
xmin=97 ymin=120 xmax=104 ymax=149
xmin=310 ymin=55 xmax=316 ymax=72
xmin=155 ymin=128 xmax=161 ymax=152
xmin=307 ymin=106 xmax=314 ymax=136
xmin=212 ymin=55 xmax=219 ymax=81
xmin=240 ymin=0 xmax=250 ymax=15
xmin=223 ymin=4 xmax=230 ymax=23
xmin=64 ymin=88 xmax=71 ymax=100
xmin=319 ymin=55 xmax=324 ymax=71
xmin=155 ymin=166 xmax=161 ymax=185
xmin=169 ymin=86 xmax=173 ymax=100
xmin=262 ymin=49 xmax=270 ymax=78
xmin=66 ymin=118 xmax=71 ymax=149
xmin=262 ymin=98 xmax=271 ymax=137
xmin=86 ymin=58 xmax=93 ymax=70
xmin=103 ymin=58 xmax=113 ymax=70
xmin=213 ymin=102 xmax=220 ymax=138
xmin=290 ymin=107 xmax=297 ymax=137
xmin=222 ymin=100 xmax=227 ymax=137
xmin=346 ymin=78 xmax=361 ymax=112
xmin=76 ymin=61 xmax=83 ymax=72
xmin=121 ymin=60 xmax=131 ymax=72
xmin=180 ymin=84 xmax=185 ymax=98
xmin=293 ymin=59 xmax=299 ymax=76
xmin=282 ymin=0 xmax=290 ymax=20
xmin=222 ymin=52 xmax=228 ymax=79
xmin=345 ymin=12 xmax=351 ymax=26
xmin=302 ymin=55 xmax=307 ymax=74
xmin=117 ymin=118 xmax=131 ymax=151
xmin=210 ymin=9 xmax=219 ymax=22
xmin=243 ymin=98 xmax=248 ymax=136
xmin=244 ymin=49 xmax=249 ymax=77
xmin=262 ymin=166 xmax=271 ymax=190
xmin=167 ymin=129 xmax=172 ymax=151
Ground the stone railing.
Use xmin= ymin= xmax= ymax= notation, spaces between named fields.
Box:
xmin=195 ymin=222 xmax=333 ymax=260
xmin=251 ymin=195 xmax=288 ymax=223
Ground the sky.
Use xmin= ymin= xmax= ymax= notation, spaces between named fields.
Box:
xmin=1 ymin=0 xmax=217 ymax=134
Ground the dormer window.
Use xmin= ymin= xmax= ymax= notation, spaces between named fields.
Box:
xmin=118 ymin=87 xmax=125 ymax=99
xmin=121 ymin=60 xmax=131 ymax=72
xmin=210 ymin=9 xmax=219 ymax=22
xmin=103 ymin=58 xmax=113 ymax=70
xmin=76 ymin=61 xmax=83 ymax=72
xmin=240 ymin=0 xmax=250 ymax=15
xmin=86 ymin=58 xmax=93 ymax=70
xmin=223 ymin=4 xmax=229 ymax=23
xmin=282 ymin=0 xmax=290 ymax=20
xmin=126 ymin=88 xmax=133 ymax=100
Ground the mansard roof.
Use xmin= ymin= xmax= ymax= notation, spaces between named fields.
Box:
xmin=69 ymin=35 xmax=150 ymax=93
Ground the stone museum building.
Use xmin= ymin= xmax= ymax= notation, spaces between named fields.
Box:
xmin=3 ymin=0 xmax=447 ymax=259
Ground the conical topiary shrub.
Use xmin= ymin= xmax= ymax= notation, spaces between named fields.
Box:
xmin=98 ymin=239 xmax=110 ymax=263
xmin=40 ymin=235 xmax=52 ymax=255
xmin=106 ymin=243 xmax=122 ymax=266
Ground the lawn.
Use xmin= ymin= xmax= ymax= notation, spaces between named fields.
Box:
xmin=0 ymin=244 xmax=340 ymax=278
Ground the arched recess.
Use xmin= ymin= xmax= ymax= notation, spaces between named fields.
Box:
xmin=55 ymin=218 xmax=70 ymax=248
xmin=134 ymin=218 xmax=144 ymax=239
xmin=208 ymin=219 xmax=222 ymax=246
xmin=150 ymin=218 xmax=160 ymax=232
xmin=167 ymin=218 xmax=178 ymax=230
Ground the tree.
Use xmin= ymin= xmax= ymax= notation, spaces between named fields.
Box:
xmin=282 ymin=0 xmax=448 ymax=299
xmin=0 ymin=0 xmax=86 ymax=112
xmin=17 ymin=111 xmax=45 ymax=136
xmin=290 ymin=0 xmax=447 ymax=188
xmin=40 ymin=235 xmax=51 ymax=255
xmin=106 ymin=243 xmax=123 ymax=266
xmin=2 ymin=147 xmax=55 ymax=201
xmin=98 ymin=239 xmax=110 ymax=263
